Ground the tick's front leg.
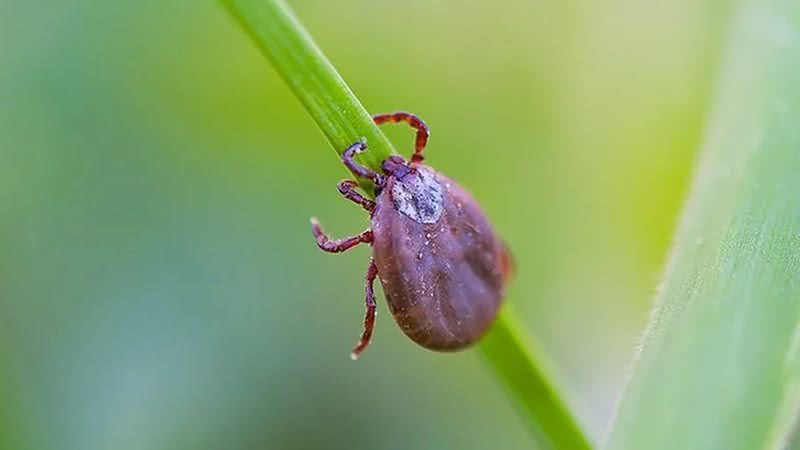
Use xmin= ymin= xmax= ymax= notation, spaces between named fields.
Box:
xmin=310 ymin=218 xmax=373 ymax=253
xmin=372 ymin=111 xmax=430 ymax=165
xmin=351 ymin=257 xmax=379 ymax=360
xmin=342 ymin=140 xmax=383 ymax=186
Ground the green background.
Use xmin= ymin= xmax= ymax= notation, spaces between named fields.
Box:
xmin=0 ymin=0 xmax=730 ymax=448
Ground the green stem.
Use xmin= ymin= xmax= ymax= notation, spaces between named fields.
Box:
xmin=221 ymin=1 xmax=592 ymax=448
xmin=221 ymin=0 xmax=394 ymax=190
xmin=480 ymin=306 xmax=594 ymax=449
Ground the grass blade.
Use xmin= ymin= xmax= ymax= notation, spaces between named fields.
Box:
xmin=606 ymin=1 xmax=800 ymax=449
xmin=221 ymin=0 xmax=396 ymax=187
xmin=220 ymin=1 xmax=593 ymax=448
xmin=480 ymin=306 xmax=594 ymax=450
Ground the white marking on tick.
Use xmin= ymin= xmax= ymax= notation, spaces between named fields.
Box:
xmin=391 ymin=167 xmax=444 ymax=224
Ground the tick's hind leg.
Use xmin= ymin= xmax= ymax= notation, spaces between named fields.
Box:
xmin=351 ymin=257 xmax=379 ymax=360
xmin=310 ymin=218 xmax=373 ymax=253
xmin=372 ymin=112 xmax=430 ymax=165
xmin=337 ymin=179 xmax=375 ymax=213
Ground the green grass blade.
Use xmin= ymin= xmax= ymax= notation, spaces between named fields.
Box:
xmin=220 ymin=0 xmax=396 ymax=186
xmin=480 ymin=306 xmax=594 ymax=450
xmin=220 ymin=1 xmax=593 ymax=448
xmin=606 ymin=1 xmax=800 ymax=449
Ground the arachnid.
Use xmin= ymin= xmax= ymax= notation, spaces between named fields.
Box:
xmin=311 ymin=112 xmax=513 ymax=359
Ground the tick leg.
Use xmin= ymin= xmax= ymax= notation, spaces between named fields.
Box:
xmin=351 ymin=257 xmax=379 ymax=360
xmin=372 ymin=111 xmax=430 ymax=165
xmin=337 ymin=179 xmax=375 ymax=213
xmin=342 ymin=140 xmax=383 ymax=186
xmin=310 ymin=218 xmax=373 ymax=253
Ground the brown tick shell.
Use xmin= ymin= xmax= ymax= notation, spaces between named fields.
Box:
xmin=371 ymin=165 xmax=510 ymax=351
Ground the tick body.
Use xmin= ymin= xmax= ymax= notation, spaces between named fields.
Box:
xmin=311 ymin=112 xmax=512 ymax=359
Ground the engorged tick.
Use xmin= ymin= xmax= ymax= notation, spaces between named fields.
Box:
xmin=310 ymin=111 xmax=513 ymax=359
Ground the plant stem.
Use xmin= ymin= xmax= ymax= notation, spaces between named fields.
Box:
xmin=480 ymin=306 xmax=593 ymax=449
xmin=606 ymin=1 xmax=800 ymax=449
xmin=221 ymin=0 xmax=395 ymax=190
xmin=221 ymin=1 xmax=593 ymax=448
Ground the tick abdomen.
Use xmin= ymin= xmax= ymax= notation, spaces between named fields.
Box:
xmin=372 ymin=166 xmax=507 ymax=351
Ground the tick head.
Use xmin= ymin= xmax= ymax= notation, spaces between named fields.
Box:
xmin=381 ymin=155 xmax=412 ymax=179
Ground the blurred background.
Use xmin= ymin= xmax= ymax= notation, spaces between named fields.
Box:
xmin=1 ymin=0 xmax=733 ymax=448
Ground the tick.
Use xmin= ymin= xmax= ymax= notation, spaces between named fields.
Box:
xmin=311 ymin=112 xmax=512 ymax=359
